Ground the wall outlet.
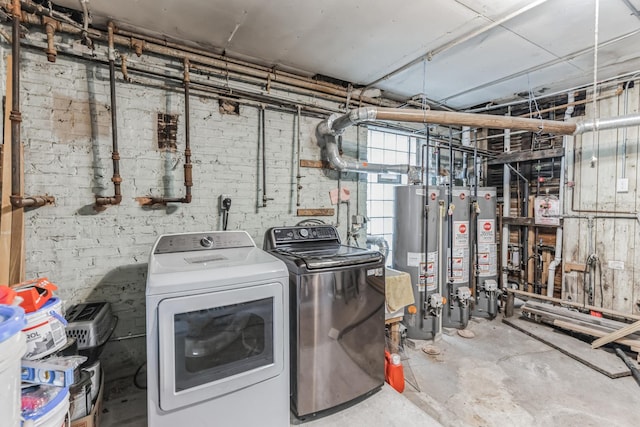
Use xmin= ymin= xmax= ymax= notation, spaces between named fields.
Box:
xmin=219 ymin=194 xmax=231 ymax=211
xmin=616 ymin=178 xmax=629 ymax=193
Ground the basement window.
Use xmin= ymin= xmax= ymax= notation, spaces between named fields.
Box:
xmin=157 ymin=113 xmax=178 ymax=151
xmin=367 ymin=129 xmax=420 ymax=265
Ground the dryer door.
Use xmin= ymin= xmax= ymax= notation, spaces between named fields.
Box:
xmin=157 ymin=281 xmax=284 ymax=411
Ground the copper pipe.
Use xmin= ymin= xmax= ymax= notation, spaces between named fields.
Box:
xmin=9 ymin=0 xmax=54 ymax=208
xmin=95 ymin=22 xmax=122 ymax=209
xmin=141 ymin=58 xmax=192 ymax=206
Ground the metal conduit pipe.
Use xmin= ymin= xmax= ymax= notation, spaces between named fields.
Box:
xmin=8 ymin=0 xmax=54 ymax=209
xmin=94 ymin=22 xmax=122 ymax=209
xmin=139 ymin=58 xmax=193 ymax=206
xmin=296 ymin=106 xmax=302 ymax=207
xmin=318 ymin=106 xmax=640 ymax=177
xmin=547 ymin=92 xmax=575 ymax=297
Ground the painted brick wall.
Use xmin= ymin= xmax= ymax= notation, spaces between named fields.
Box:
xmin=1 ymin=43 xmax=367 ymax=376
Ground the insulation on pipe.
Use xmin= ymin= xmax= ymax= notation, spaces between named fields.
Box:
xmin=317 ymin=105 xmax=640 ymax=175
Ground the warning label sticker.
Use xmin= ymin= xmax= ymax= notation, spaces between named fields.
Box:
xmin=454 ymin=221 xmax=469 ymax=248
xmin=478 ymin=243 xmax=497 ymax=277
xmin=478 ymin=219 xmax=495 ymax=244
xmin=447 ymin=247 xmax=469 ymax=283
xmin=419 ymin=251 xmax=438 ymax=291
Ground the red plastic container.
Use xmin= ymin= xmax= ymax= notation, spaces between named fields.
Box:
xmin=13 ymin=278 xmax=58 ymax=313
xmin=384 ymin=350 xmax=405 ymax=393
xmin=0 ymin=285 xmax=17 ymax=305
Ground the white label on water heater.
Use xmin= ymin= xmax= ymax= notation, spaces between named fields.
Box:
xmin=415 ymin=188 xmax=426 ymax=196
xmin=478 ymin=219 xmax=495 ymax=244
xmin=478 ymin=243 xmax=497 ymax=277
xmin=407 ymin=252 xmax=425 ymax=267
xmin=420 ymin=251 xmax=438 ymax=292
xmin=454 ymin=221 xmax=469 ymax=248
xmin=447 ymin=247 xmax=469 ymax=284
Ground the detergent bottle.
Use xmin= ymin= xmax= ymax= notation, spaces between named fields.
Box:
xmin=384 ymin=350 xmax=405 ymax=393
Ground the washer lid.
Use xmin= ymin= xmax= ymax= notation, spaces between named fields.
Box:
xmin=273 ymin=244 xmax=383 ymax=269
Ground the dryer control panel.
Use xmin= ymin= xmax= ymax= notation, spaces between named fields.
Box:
xmin=154 ymin=231 xmax=255 ymax=254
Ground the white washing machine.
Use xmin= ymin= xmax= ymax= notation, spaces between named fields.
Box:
xmin=146 ymin=231 xmax=289 ymax=427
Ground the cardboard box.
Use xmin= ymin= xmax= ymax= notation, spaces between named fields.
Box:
xmin=71 ymin=373 xmax=103 ymax=427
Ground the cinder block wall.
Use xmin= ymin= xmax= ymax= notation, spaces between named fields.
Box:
xmin=1 ymin=43 xmax=366 ymax=376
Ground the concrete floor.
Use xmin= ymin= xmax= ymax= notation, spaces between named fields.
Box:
xmin=402 ymin=316 xmax=640 ymax=427
xmin=100 ymin=380 xmax=440 ymax=426
xmin=99 ymin=314 xmax=640 ymax=427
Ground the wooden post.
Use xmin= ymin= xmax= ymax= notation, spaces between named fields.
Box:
xmin=527 ymin=195 xmax=535 ymax=292
xmin=505 ymin=290 xmax=515 ymax=318
xmin=0 ymin=55 xmax=13 ymax=284
xmin=9 ymin=144 xmax=25 ymax=284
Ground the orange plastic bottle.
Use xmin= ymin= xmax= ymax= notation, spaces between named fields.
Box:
xmin=384 ymin=350 xmax=405 ymax=393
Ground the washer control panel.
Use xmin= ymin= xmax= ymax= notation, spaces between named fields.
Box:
xmin=154 ymin=231 xmax=255 ymax=254
xmin=270 ymin=225 xmax=340 ymax=244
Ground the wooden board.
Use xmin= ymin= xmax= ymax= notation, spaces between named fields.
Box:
xmin=552 ymin=319 xmax=640 ymax=348
xmin=0 ymin=55 xmax=12 ymax=284
xmin=9 ymin=144 xmax=24 ymax=285
xmin=591 ymin=320 xmax=640 ymax=349
xmin=297 ymin=208 xmax=334 ymax=216
xmin=503 ymin=316 xmax=631 ymax=379
xmin=486 ymin=147 xmax=564 ymax=165
xmin=300 ymin=159 xmax=332 ymax=169
xmin=527 ymin=195 xmax=534 ymax=292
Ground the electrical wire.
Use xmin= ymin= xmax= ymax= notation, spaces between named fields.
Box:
xmin=133 ymin=362 xmax=147 ymax=389
xmin=222 ymin=211 xmax=229 ymax=230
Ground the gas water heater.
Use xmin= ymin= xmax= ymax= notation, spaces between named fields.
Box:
xmin=393 ymin=185 xmax=444 ymax=340
xmin=441 ymin=186 xmax=472 ymax=329
xmin=472 ymin=187 xmax=499 ymax=318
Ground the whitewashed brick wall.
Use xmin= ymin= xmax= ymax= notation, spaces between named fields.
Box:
xmin=1 ymin=42 xmax=367 ymax=376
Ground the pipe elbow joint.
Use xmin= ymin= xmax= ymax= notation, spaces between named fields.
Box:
xmin=317 ymin=113 xmax=340 ymax=138
xmin=10 ymin=195 xmax=55 ymax=208
xmin=573 ymin=120 xmax=591 ymax=135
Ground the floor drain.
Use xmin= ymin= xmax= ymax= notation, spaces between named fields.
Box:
xmin=422 ymin=345 xmax=441 ymax=355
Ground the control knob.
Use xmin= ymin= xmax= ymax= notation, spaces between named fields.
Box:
xmin=200 ymin=236 xmax=214 ymax=248
xmin=299 ymin=228 xmax=309 ymax=238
